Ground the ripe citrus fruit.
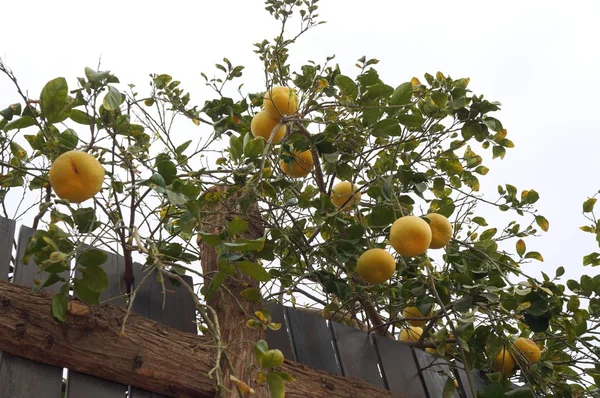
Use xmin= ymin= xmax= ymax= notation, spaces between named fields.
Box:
xmin=389 ymin=216 xmax=432 ymax=257
xmin=279 ymin=149 xmax=314 ymax=178
xmin=492 ymin=348 xmax=516 ymax=376
xmin=49 ymin=150 xmax=104 ymax=203
xmin=424 ymin=213 xmax=452 ymax=249
xmin=514 ymin=337 xmax=541 ymax=364
xmin=251 ymin=110 xmax=286 ymax=143
xmin=399 ymin=326 xmax=423 ymax=341
xmin=403 ymin=306 xmax=433 ymax=327
xmin=330 ymin=181 xmax=361 ymax=210
xmin=263 ymin=86 xmax=298 ymax=118
xmin=356 ymin=248 xmax=396 ymax=284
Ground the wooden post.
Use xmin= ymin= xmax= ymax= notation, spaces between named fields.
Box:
xmin=198 ymin=186 xmax=269 ymax=396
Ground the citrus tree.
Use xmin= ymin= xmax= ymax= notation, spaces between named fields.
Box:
xmin=0 ymin=1 xmax=598 ymax=397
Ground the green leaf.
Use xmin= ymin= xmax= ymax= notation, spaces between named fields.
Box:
xmin=334 ymin=75 xmax=358 ymax=99
xmin=390 ymin=82 xmax=412 ymax=106
xmin=432 ymin=178 xmax=445 ymax=198
xmin=80 ymin=266 xmax=109 ymax=292
xmin=516 ymin=239 xmax=526 ymax=257
xmin=156 ymin=160 xmax=177 ymax=185
xmin=523 ymin=291 xmax=548 ymax=316
xmin=431 ymin=92 xmax=448 ymax=108
xmin=69 ymin=109 xmax=91 ymax=125
xmin=364 ymin=83 xmax=393 ymax=100
xmin=40 ymin=77 xmax=69 ymax=123
xmin=244 ymin=138 xmax=265 ymax=158
xmin=481 ymin=382 xmax=504 ymax=398
xmin=524 ymin=251 xmax=544 ymax=262
xmin=472 ymin=216 xmax=488 ymax=226
xmin=397 ymin=114 xmax=424 ymax=128
xmin=492 ymin=145 xmax=506 ymax=159
xmin=4 ymin=116 xmax=36 ymax=132
xmin=240 ymin=287 xmax=262 ymax=303
xmin=204 ymin=271 xmax=225 ymax=300
xmin=52 ymin=293 xmax=68 ymax=322
xmin=73 ymin=278 xmax=101 ymax=305
xmin=227 ymin=216 xmax=249 ymax=236
xmin=461 ymin=121 xmax=481 ymax=140
xmin=72 ymin=207 xmax=98 ymax=233
xmin=556 ymin=266 xmax=565 ymax=277
xmin=583 ymin=197 xmax=597 ymax=213
xmin=84 ymin=67 xmax=110 ymax=83
xmin=229 ymin=135 xmax=243 ymax=161
xmin=480 ymin=228 xmax=497 ymax=241
xmin=59 ymin=129 xmax=79 ymax=151
xmin=145 ymin=173 xmax=167 ymax=193
xmin=567 ymin=296 xmax=580 ymax=312
xmin=267 ymin=372 xmax=285 ymax=398
xmin=78 ymin=249 xmax=108 ymax=267
xmin=198 ymin=233 xmax=221 ymax=247
xmin=483 ymin=117 xmax=503 ymax=133
xmin=535 ymin=215 xmax=549 ymax=232
xmin=102 ymin=86 xmax=123 ymax=111
xmin=236 ymin=261 xmax=271 ymax=282
xmin=373 ymin=119 xmax=401 ymax=137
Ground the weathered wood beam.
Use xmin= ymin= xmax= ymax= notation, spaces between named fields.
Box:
xmin=0 ymin=280 xmax=396 ymax=397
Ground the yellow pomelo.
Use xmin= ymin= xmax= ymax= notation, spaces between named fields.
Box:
xmin=251 ymin=110 xmax=286 ymax=143
xmin=389 ymin=216 xmax=432 ymax=257
xmin=514 ymin=337 xmax=541 ymax=364
xmin=279 ymin=149 xmax=314 ymax=178
xmin=399 ymin=326 xmax=423 ymax=342
xmin=356 ymin=248 xmax=396 ymax=284
xmin=331 ymin=181 xmax=361 ymax=209
xmin=263 ymin=86 xmax=298 ymax=118
xmin=403 ymin=306 xmax=433 ymax=327
xmin=492 ymin=348 xmax=516 ymax=376
xmin=49 ymin=150 xmax=104 ymax=203
xmin=425 ymin=213 xmax=453 ymax=249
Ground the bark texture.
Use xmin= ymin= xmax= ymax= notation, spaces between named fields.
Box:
xmin=198 ymin=187 xmax=269 ymax=396
xmin=0 ymin=280 xmax=394 ymax=397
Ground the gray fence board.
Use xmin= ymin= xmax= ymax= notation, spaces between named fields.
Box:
xmin=66 ymin=247 xmax=129 ymax=398
xmin=330 ymin=322 xmax=386 ymax=389
xmin=285 ymin=307 xmax=342 ymax=375
xmin=373 ymin=334 xmax=427 ymax=397
xmin=129 ymin=267 xmax=196 ymax=398
xmin=413 ymin=348 xmax=460 ymax=398
xmin=264 ymin=303 xmax=296 ymax=361
xmin=0 ymin=217 xmax=15 ymax=280
xmin=0 ymin=225 xmax=64 ymax=398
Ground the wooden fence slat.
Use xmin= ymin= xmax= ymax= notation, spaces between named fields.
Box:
xmin=373 ymin=334 xmax=426 ymax=397
xmin=413 ymin=348 xmax=460 ymax=398
xmin=0 ymin=217 xmax=16 ymax=280
xmin=0 ymin=226 xmax=64 ymax=398
xmin=264 ymin=303 xmax=296 ymax=361
xmin=130 ymin=267 xmax=197 ymax=398
xmin=66 ymin=247 xmax=130 ymax=398
xmin=454 ymin=367 xmax=488 ymax=398
xmin=330 ymin=322 xmax=386 ymax=389
xmin=285 ymin=307 xmax=342 ymax=375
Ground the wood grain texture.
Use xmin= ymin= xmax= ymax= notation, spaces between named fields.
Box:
xmin=0 ymin=225 xmax=64 ymax=398
xmin=0 ymin=280 xmax=395 ymax=398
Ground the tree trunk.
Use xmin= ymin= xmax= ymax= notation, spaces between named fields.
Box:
xmin=0 ymin=280 xmax=395 ymax=397
xmin=198 ymin=186 xmax=270 ymax=397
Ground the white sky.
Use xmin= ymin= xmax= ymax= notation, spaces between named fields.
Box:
xmin=1 ymin=0 xmax=600 ymax=287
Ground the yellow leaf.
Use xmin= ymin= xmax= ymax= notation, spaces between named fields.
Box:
xmin=192 ymin=118 xmax=200 ymax=126
xmin=230 ymin=375 xmax=255 ymax=396
xmin=411 ymin=77 xmax=421 ymax=87
xmin=256 ymin=372 xmax=267 ymax=386
xmin=317 ymin=78 xmax=329 ymax=91
xmin=255 ymin=311 xmax=267 ymax=323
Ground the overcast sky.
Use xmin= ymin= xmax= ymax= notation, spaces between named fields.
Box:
xmin=1 ymin=0 xmax=599 ymax=285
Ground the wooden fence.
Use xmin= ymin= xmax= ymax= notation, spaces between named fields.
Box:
xmin=0 ymin=216 xmax=518 ymax=397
